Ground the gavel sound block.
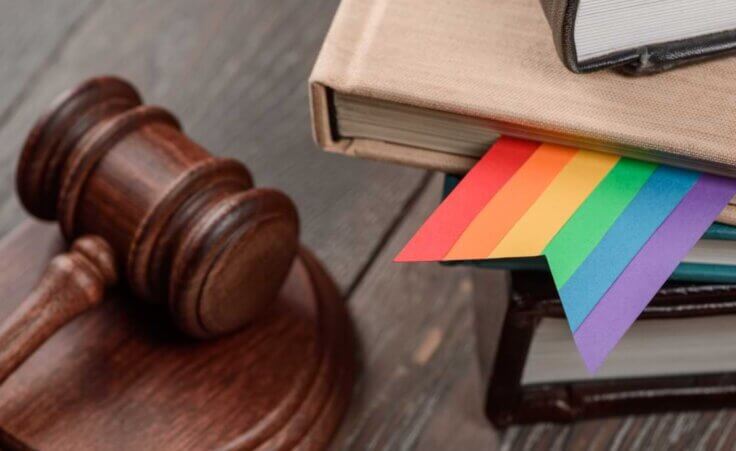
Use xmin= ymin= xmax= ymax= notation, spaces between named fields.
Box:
xmin=0 ymin=77 xmax=354 ymax=450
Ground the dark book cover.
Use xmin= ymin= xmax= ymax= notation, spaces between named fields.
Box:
xmin=539 ymin=0 xmax=736 ymax=73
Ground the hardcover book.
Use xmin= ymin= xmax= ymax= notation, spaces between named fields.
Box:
xmin=310 ymin=0 xmax=736 ymax=223
xmin=474 ymin=269 xmax=736 ymax=425
xmin=539 ymin=0 xmax=736 ymax=73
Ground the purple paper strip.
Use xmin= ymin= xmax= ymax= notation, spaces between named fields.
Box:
xmin=573 ymin=174 xmax=736 ymax=373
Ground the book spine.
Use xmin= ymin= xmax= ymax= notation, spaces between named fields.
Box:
xmin=309 ymin=0 xmax=384 ymax=155
xmin=538 ymin=0 xmax=581 ymax=73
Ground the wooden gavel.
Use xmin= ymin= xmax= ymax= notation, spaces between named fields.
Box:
xmin=0 ymin=76 xmax=300 ymax=385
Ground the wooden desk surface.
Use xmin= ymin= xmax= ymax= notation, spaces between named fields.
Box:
xmin=0 ymin=1 xmax=729 ymax=449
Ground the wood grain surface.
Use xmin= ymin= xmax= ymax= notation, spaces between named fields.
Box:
xmin=0 ymin=1 xmax=732 ymax=450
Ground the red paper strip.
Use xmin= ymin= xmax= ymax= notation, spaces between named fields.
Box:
xmin=395 ymin=137 xmax=538 ymax=262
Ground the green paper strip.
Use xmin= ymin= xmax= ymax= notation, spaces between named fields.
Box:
xmin=543 ymin=158 xmax=657 ymax=286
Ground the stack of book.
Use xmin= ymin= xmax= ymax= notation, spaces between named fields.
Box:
xmin=310 ymin=0 xmax=736 ymax=423
xmin=441 ymin=174 xmax=736 ymax=424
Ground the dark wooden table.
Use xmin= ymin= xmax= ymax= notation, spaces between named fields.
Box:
xmin=0 ymin=1 xmax=730 ymax=449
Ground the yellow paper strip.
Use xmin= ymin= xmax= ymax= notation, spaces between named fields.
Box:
xmin=489 ymin=150 xmax=619 ymax=258
xmin=444 ymin=144 xmax=577 ymax=260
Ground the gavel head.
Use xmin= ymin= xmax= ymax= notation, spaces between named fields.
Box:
xmin=16 ymin=76 xmax=300 ymax=338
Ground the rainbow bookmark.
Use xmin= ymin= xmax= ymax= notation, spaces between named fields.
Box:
xmin=396 ymin=137 xmax=736 ymax=372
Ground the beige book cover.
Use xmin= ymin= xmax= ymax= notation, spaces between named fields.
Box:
xmin=309 ymin=0 xmax=736 ymax=222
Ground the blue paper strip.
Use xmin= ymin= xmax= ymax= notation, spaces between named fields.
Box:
xmin=559 ymin=166 xmax=699 ymax=331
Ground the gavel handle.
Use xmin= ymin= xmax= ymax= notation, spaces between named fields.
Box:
xmin=0 ymin=236 xmax=116 ymax=385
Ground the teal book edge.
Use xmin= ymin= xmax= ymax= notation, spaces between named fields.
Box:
xmin=441 ymin=175 xmax=736 ymax=283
